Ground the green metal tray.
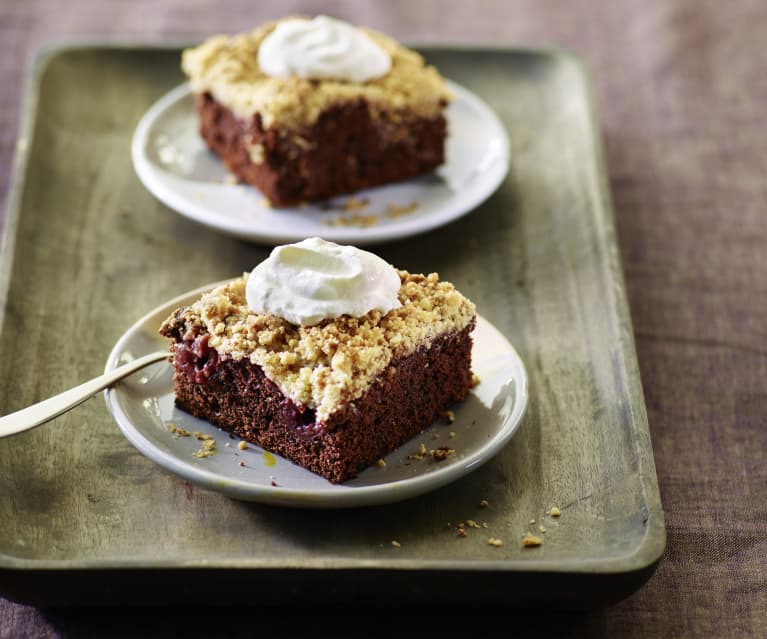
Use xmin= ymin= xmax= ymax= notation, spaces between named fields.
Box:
xmin=0 ymin=44 xmax=664 ymax=607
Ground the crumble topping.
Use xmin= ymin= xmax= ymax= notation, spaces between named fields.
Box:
xmin=342 ymin=197 xmax=369 ymax=212
xmin=182 ymin=18 xmax=452 ymax=129
xmin=192 ymin=433 xmax=217 ymax=458
xmin=322 ymin=200 xmax=420 ymax=228
xmin=521 ymin=533 xmax=543 ymax=547
xmin=246 ymin=141 xmax=265 ymax=164
xmin=167 ymin=423 xmax=191 ymax=438
xmin=161 ymin=271 xmax=475 ymax=422
xmin=408 ymin=442 xmax=429 ymax=462
xmin=430 ymin=446 xmax=455 ymax=461
xmin=324 ymin=212 xmax=380 ymax=228
xmin=386 ymin=202 xmax=419 ymax=218
xmin=440 ymin=409 xmax=455 ymax=424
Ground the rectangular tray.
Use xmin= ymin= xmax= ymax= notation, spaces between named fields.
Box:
xmin=0 ymin=44 xmax=664 ymax=608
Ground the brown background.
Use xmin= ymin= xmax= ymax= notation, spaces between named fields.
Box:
xmin=1 ymin=0 xmax=765 ymax=636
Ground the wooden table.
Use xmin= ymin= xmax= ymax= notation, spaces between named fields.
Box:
xmin=1 ymin=1 xmax=764 ymax=636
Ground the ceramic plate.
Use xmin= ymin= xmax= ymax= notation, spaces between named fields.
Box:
xmin=103 ymin=281 xmax=528 ymax=508
xmin=131 ymin=81 xmax=509 ymax=246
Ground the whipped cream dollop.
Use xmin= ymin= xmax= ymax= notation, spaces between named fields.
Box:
xmin=257 ymin=15 xmax=392 ymax=83
xmin=246 ymin=237 xmax=402 ymax=326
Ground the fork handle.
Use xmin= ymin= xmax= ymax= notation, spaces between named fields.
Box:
xmin=0 ymin=351 xmax=169 ymax=438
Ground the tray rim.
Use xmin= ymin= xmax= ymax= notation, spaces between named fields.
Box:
xmin=0 ymin=42 xmax=666 ymax=600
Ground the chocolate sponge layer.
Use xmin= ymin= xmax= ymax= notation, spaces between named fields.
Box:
xmin=196 ymin=92 xmax=447 ymax=207
xmin=168 ymin=321 xmax=474 ymax=483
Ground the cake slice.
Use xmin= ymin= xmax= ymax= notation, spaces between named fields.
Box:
xmin=159 ymin=238 xmax=476 ymax=483
xmin=181 ymin=15 xmax=452 ymax=207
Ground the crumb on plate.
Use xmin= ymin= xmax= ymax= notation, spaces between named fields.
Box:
xmin=522 ymin=533 xmax=543 ymax=547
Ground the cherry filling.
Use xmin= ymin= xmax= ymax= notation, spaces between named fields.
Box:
xmin=174 ymin=334 xmax=324 ymax=438
xmin=174 ymin=334 xmax=219 ymax=384
xmin=279 ymin=399 xmax=322 ymax=439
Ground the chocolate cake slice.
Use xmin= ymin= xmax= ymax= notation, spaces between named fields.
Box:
xmin=181 ymin=16 xmax=452 ymax=207
xmin=159 ymin=271 xmax=476 ymax=483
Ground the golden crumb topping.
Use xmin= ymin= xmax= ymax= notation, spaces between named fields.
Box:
xmin=521 ymin=533 xmax=542 ymax=547
xmin=161 ymin=271 xmax=475 ymax=422
xmin=181 ymin=18 xmax=452 ymax=129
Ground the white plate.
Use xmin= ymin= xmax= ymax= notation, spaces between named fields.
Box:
xmin=131 ymin=81 xmax=509 ymax=246
xmin=104 ymin=282 xmax=528 ymax=508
